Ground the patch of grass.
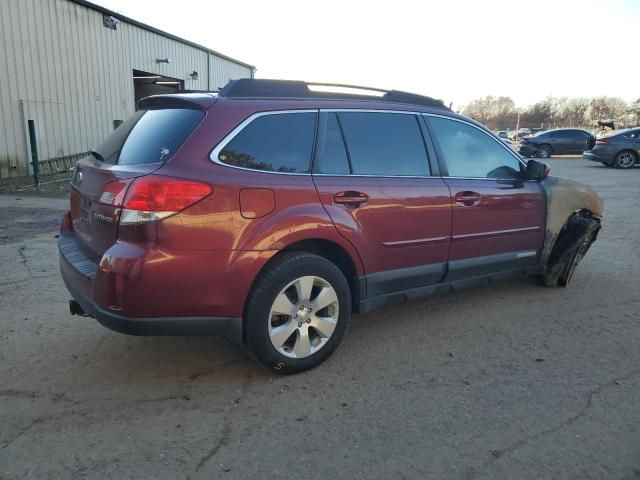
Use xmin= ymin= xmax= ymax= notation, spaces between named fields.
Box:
xmin=0 ymin=172 xmax=72 ymax=198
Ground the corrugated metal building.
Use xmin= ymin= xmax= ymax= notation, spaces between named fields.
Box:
xmin=0 ymin=0 xmax=255 ymax=178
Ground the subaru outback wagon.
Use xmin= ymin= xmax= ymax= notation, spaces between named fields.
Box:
xmin=60 ymin=79 xmax=603 ymax=374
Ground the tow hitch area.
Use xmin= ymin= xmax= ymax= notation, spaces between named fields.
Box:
xmin=69 ymin=300 xmax=89 ymax=317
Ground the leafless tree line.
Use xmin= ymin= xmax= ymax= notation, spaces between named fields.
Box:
xmin=462 ymin=96 xmax=640 ymax=131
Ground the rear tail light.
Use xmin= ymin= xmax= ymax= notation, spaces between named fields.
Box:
xmin=99 ymin=180 xmax=132 ymax=206
xmin=100 ymin=176 xmax=212 ymax=224
xmin=595 ymin=139 xmax=608 ymax=145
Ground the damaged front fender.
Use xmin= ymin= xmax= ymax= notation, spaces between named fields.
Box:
xmin=539 ymin=177 xmax=603 ymax=285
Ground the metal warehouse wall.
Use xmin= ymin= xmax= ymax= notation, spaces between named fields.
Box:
xmin=0 ymin=0 xmax=254 ymax=178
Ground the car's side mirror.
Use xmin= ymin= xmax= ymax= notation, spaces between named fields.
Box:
xmin=526 ymin=159 xmax=550 ymax=181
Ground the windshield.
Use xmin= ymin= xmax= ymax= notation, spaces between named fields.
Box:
xmin=93 ymin=108 xmax=204 ymax=165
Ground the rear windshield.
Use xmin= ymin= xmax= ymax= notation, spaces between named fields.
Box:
xmin=94 ymin=108 xmax=204 ymax=165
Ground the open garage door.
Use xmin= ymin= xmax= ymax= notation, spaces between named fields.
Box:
xmin=133 ymin=70 xmax=184 ymax=108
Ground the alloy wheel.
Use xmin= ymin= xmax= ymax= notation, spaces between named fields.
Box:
xmin=536 ymin=146 xmax=551 ymax=158
xmin=268 ymin=276 xmax=339 ymax=359
xmin=616 ymin=152 xmax=635 ymax=168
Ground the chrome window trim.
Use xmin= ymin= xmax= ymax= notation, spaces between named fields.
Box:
xmin=320 ymin=108 xmax=417 ymax=115
xmin=209 ymin=107 xmax=528 ymax=179
xmin=313 ymin=173 xmax=435 ymax=179
xmin=209 ymin=109 xmax=318 ymax=176
xmin=422 ymin=112 xmax=528 ymax=173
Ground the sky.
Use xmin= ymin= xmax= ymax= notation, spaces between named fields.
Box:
xmin=93 ymin=0 xmax=639 ymax=110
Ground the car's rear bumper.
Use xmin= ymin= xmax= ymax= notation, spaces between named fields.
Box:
xmin=583 ymin=150 xmax=614 ymax=164
xmin=61 ymin=258 xmax=242 ymax=341
xmin=58 ymin=215 xmax=255 ymax=342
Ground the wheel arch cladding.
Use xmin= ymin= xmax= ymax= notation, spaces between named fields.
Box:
xmin=539 ymin=176 xmax=603 ymax=266
xmin=245 ymin=238 xmax=361 ymax=319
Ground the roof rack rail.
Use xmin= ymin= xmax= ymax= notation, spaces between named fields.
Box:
xmin=219 ymin=79 xmax=449 ymax=110
xmin=176 ymin=89 xmax=219 ymax=94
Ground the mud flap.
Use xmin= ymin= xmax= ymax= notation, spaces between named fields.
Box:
xmin=542 ymin=214 xmax=601 ymax=287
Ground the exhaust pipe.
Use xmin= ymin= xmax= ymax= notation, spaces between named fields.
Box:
xmin=69 ymin=300 xmax=89 ymax=317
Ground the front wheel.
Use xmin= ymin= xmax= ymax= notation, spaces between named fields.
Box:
xmin=535 ymin=144 xmax=553 ymax=158
xmin=614 ymin=151 xmax=637 ymax=169
xmin=244 ymin=252 xmax=351 ymax=374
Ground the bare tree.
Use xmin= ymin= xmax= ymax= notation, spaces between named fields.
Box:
xmin=588 ymin=96 xmax=628 ymax=123
xmin=493 ymin=96 xmax=516 ymax=119
xmin=462 ymin=96 xmax=495 ymax=125
xmin=462 ymin=96 xmax=516 ymax=129
xmin=522 ymin=97 xmax=557 ymax=128
xmin=563 ymin=98 xmax=590 ymax=127
xmin=629 ymin=98 xmax=640 ymax=126
xmin=461 ymin=95 xmax=632 ymax=130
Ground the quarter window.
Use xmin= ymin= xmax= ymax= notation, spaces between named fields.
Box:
xmin=428 ymin=116 xmax=522 ymax=179
xmin=218 ymin=112 xmax=316 ymax=173
xmin=337 ymin=112 xmax=429 ymax=176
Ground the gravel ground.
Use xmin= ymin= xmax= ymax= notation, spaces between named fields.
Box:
xmin=1 ymin=158 xmax=638 ymax=480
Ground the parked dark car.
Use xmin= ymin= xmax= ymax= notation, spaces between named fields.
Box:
xmin=509 ymin=128 xmax=531 ymax=140
xmin=518 ymin=128 xmax=592 ymax=158
xmin=584 ymin=128 xmax=640 ymax=168
xmin=509 ymin=128 xmax=544 ymax=141
xmin=59 ymin=79 xmax=603 ymax=374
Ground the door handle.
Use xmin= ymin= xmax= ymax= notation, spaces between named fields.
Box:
xmin=455 ymin=191 xmax=481 ymax=206
xmin=334 ymin=191 xmax=369 ymax=208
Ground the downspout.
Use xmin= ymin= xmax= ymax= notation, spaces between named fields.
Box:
xmin=207 ymin=51 xmax=210 ymax=91
xmin=18 ymin=99 xmax=31 ymax=176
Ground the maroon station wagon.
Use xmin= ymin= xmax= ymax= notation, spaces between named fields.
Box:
xmin=60 ymin=79 xmax=603 ymax=373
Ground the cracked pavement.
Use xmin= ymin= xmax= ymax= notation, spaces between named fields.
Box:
xmin=1 ymin=159 xmax=639 ymax=479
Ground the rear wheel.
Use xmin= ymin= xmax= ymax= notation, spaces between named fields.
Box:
xmin=244 ymin=252 xmax=351 ymax=374
xmin=535 ymin=144 xmax=553 ymax=158
xmin=613 ymin=150 xmax=637 ymax=169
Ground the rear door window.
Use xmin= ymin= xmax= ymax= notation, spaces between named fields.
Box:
xmin=218 ymin=112 xmax=316 ymax=173
xmin=428 ymin=116 xmax=522 ymax=179
xmin=95 ymin=108 xmax=204 ymax=165
xmin=566 ymin=130 xmax=588 ymax=139
xmin=624 ymin=130 xmax=640 ymax=139
xmin=336 ymin=112 xmax=429 ymax=176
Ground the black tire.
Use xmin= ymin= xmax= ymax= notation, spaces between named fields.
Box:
xmin=541 ymin=215 xmax=599 ymax=288
xmin=613 ymin=150 xmax=637 ymax=169
xmin=244 ymin=252 xmax=351 ymax=375
xmin=535 ymin=144 xmax=553 ymax=158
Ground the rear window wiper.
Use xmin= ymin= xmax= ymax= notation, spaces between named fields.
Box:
xmin=89 ymin=149 xmax=104 ymax=161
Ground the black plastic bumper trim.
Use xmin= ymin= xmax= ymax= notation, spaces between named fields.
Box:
xmin=60 ymin=257 xmax=242 ymax=344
